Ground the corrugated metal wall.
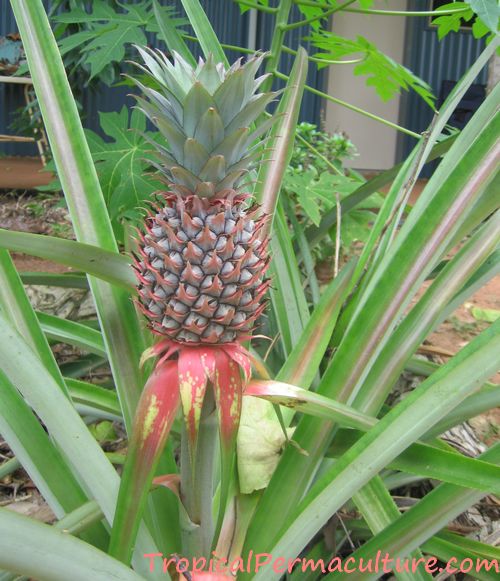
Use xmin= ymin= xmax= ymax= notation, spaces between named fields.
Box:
xmin=398 ymin=0 xmax=488 ymax=170
xmin=255 ymin=4 xmax=326 ymax=123
xmin=1 ymin=0 xmax=50 ymax=156
xmin=1 ymin=0 xmax=324 ymax=158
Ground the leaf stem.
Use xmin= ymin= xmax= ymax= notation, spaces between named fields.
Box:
xmin=274 ymin=70 xmax=421 ymax=139
xmin=182 ymin=34 xmax=269 ymax=55
xmin=293 ymin=0 xmax=469 ymax=17
xmin=262 ymin=0 xmax=294 ymax=92
xmin=282 ymin=44 xmax=364 ymax=65
xmin=235 ymin=0 xmax=278 ymax=13
xmin=284 ymin=0 xmax=357 ymax=31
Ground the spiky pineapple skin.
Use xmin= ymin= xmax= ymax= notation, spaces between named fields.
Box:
xmin=135 ymin=193 xmax=269 ymax=345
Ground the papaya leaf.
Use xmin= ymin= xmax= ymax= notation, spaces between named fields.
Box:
xmin=53 ymin=0 xmax=184 ymax=82
xmin=466 ymin=0 xmax=500 ymax=32
xmin=432 ymin=2 xmax=475 ymax=40
xmin=308 ymin=31 xmax=435 ymax=107
xmin=85 ymin=107 xmax=162 ymax=228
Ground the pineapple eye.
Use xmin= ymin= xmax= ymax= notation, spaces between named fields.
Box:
xmin=171 ymin=300 xmax=189 ymax=315
xmin=221 ymin=262 xmax=234 ymax=276
xmin=151 ymin=226 xmax=164 ymax=237
xmin=240 ymin=292 xmax=252 ymax=306
xmin=185 ymin=285 xmax=199 ymax=298
xmin=168 ymin=252 xmax=183 ymax=268
xmin=232 ymin=245 xmax=245 ymax=259
xmin=233 ymin=312 xmax=246 ymax=325
xmin=224 ymin=219 xmax=236 ymax=234
xmin=148 ymin=303 xmax=162 ymax=316
xmin=162 ymin=317 xmax=180 ymax=330
xmin=215 ymin=236 xmax=227 ymax=251
xmin=221 ymin=284 xmax=237 ymax=298
xmin=239 ymin=270 xmax=252 ymax=284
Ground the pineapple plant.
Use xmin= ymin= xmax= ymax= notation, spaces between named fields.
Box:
xmin=110 ymin=48 xmax=278 ymax=562
xmin=132 ymin=47 xmax=275 ymax=346
xmin=130 ymin=47 xmax=277 ymax=450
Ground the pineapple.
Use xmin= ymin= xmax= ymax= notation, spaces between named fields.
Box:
xmin=131 ymin=48 xmax=274 ymax=345
xmin=111 ymin=49 xmax=278 ymax=563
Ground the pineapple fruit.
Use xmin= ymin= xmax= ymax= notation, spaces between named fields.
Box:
xmin=110 ymin=49 xmax=278 ymax=563
xmin=132 ymin=48 xmax=274 ymax=345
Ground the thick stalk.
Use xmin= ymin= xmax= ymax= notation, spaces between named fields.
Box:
xmin=181 ymin=388 xmax=218 ymax=558
xmin=261 ymin=0 xmax=294 ymax=93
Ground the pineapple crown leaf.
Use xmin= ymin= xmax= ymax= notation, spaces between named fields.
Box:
xmin=130 ymin=46 xmax=278 ymax=197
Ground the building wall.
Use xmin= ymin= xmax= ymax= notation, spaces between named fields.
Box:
xmin=324 ymin=0 xmax=408 ymax=170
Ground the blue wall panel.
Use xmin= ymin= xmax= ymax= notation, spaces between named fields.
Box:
xmin=0 ymin=0 xmax=51 ymax=156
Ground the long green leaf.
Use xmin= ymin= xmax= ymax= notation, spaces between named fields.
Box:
xmin=421 ymin=536 xmax=498 ymax=581
xmin=335 ymin=96 xmax=500 ymax=412
xmin=268 ymin=206 xmax=311 ymax=357
xmin=153 ymin=0 xmax=196 ymax=66
xmin=0 ymin=369 xmax=108 ymax=548
xmin=245 ymin=82 xmax=500 ymax=549
xmin=328 ymin=429 xmax=500 ymax=494
xmin=0 ymin=311 xmax=162 ymax=578
xmin=0 ymin=508 xmax=144 ymax=581
xmin=0 ymin=314 xmax=117 ymax=504
xmin=256 ymin=47 xmax=308 ymax=229
xmin=429 ymin=382 xmax=500 ymax=436
xmin=435 ymin=530 xmax=500 ymax=561
xmin=19 ymin=271 xmax=89 ymax=289
xmin=326 ymin=443 xmax=500 ymax=581
xmin=255 ymin=49 xmax=309 ymax=359
xmin=303 ymin=38 xmax=498 ymax=250
xmin=351 ymin=478 xmax=431 ymax=581
xmin=372 ymin=38 xmax=499 ymax=263
xmin=244 ymin=320 xmax=500 ymax=578
xmin=246 ymin=380 xmax=375 ymax=431
xmin=247 ymin=381 xmax=500 ymax=493
xmin=0 ymin=250 xmax=67 ymax=394
xmin=303 ymin=134 xmax=457 ymax=249
xmin=180 ymin=0 xmax=228 ymax=65
xmin=10 ymin=0 xmax=145 ymax=435
xmin=0 ymin=229 xmax=135 ymax=290
xmin=37 ymin=311 xmax=106 ymax=356
xmin=66 ymin=377 xmax=122 ymax=419
xmin=354 ymin=210 xmax=500 ymax=414
xmin=276 ymin=259 xmax=356 ymax=388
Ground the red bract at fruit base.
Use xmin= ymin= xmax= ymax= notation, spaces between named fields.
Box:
xmin=109 ymin=48 xmax=277 ymax=568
